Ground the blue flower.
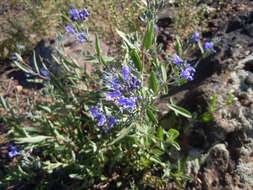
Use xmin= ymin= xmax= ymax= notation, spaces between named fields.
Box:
xmin=65 ymin=25 xmax=76 ymax=34
xmin=89 ymin=107 xmax=107 ymax=126
xmin=79 ymin=8 xmax=89 ymax=20
xmin=76 ymin=32 xmax=87 ymax=43
xmin=97 ymin=114 xmax=106 ymax=126
xmin=8 ymin=146 xmax=20 ymax=158
xmin=107 ymin=117 xmax=117 ymax=130
xmin=180 ymin=65 xmax=196 ymax=81
xmin=204 ymin=42 xmax=216 ymax=53
xmin=193 ymin=32 xmax=200 ymax=42
xmin=89 ymin=107 xmax=100 ymax=117
xmin=40 ymin=69 xmax=50 ymax=79
xmin=172 ymin=54 xmax=183 ymax=65
xmin=129 ymin=76 xmax=141 ymax=90
xmin=105 ymin=77 xmax=122 ymax=90
xmin=122 ymin=65 xmax=131 ymax=82
xmin=106 ymin=90 xmax=122 ymax=101
xmin=118 ymin=97 xmax=136 ymax=110
xmin=154 ymin=24 xmax=159 ymax=32
xmin=69 ymin=9 xmax=79 ymax=21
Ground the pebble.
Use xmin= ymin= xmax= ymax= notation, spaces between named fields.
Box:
xmin=245 ymin=73 xmax=253 ymax=86
xmin=244 ymin=50 xmax=251 ymax=56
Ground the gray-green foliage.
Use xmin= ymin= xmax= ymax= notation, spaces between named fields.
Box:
xmin=0 ymin=0 xmax=209 ymax=189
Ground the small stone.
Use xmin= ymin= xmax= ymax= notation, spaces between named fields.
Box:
xmin=244 ymin=51 xmax=251 ymax=56
xmin=232 ymin=48 xmax=241 ymax=57
xmin=15 ymin=85 xmax=23 ymax=93
xmin=245 ymin=73 xmax=253 ymax=86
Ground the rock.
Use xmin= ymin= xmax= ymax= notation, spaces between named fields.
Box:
xmin=245 ymin=72 xmax=253 ymax=85
xmin=28 ymin=33 xmax=109 ymax=76
xmin=158 ymin=11 xmax=253 ymax=190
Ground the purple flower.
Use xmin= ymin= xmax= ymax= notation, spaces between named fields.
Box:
xmin=97 ymin=114 xmax=106 ymax=126
xmin=118 ymin=97 xmax=136 ymax=110
xmin=65 ymin=25 xmax=75 ymax=34
xmin=89 ymin=108 xmax=106 ymax=126
xmin=172 ymin=54 xmax=183 ymax=65
xmin=129 ymin=76 xmax=141 ymax=90
xmin=76 ymin=32 xmax=87 ymax=43
xmin=204 ymin=42 xmax=216 ymax=53
xmin=69 ymin=9 xmax=79 ymax=21
xmin=154 ymin=24 xmax=159 ymax=32
xmin=106 ymin=90 xmax=122 ymax=101
xmin=89 ymin=108 xmax=100 ymax=117
xmin=40 ymin=69 xmax=50 ymax=79
xmin=193 ymin=32 xmax=200 ymax=42
xmin=122 ymin=65 xmax=131 ymax=82
xmin=137 ymin=95 xmax=142 ymax=100
xmin=180 ymin=65 xmax=196 ymax=81
xmin=107 ymin=117 xmax=117 ymax=130
xmin=79 ymin=8 xmax=89 ymax=20
xmin=105 ymin=77 xmax=122 ymax=90
xmin=8 ymin=146 xmax=20 ymax=158
xmin=204 ymin=42 xmax=213 ymax=51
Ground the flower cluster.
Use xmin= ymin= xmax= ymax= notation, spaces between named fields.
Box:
xmin=25 ymin=69 xmax=50 ymax=79
xmin=68 ymin=8 xmax=89 ymax=21
xmin=89 ymin=64 xmax=142 ymax=130
xmin=172 ymin=54 xmax=196 ymax=81
xmin=65 ymin=25 xmax=88 ymax=43
xmin=8 ymin=146 xmax=20 ymax=158
xmin=65 ymin=8 xmax=89 ymax=43
xmin=204 ymin=41 xmax=216 ymax=53
xmin=192 ymin=32 xmax=200 ymax=42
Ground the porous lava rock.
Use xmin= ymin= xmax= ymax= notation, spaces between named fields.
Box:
xmin=159 ymin=11 xmax=253 ymax=190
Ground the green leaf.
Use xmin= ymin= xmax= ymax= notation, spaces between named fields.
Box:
xmin=151 ymin=148 xmax=164 ymax=156
xmin=201 ymin=112 xmax=214 ymax=122
xmin=149 ymin=156 xmax=166 ymax=167
xmin=198 ymin=40 xmax=204 ymax=54
xmin=32 ymin=51 xmax=40 ymax=74
xmin=149 ymin=71 xmax=159 ymax=93
xmin=108 ymin=124 xmax=134 ymax=146
xmin=161 ymin=64 xmax=167 ymax=82
xmin=95 ymin=33 xmax=101 ymax=57
xmin=13 ymin=125 xmax=29 ymax=137
xmin=146 ymin=109 xmax=158 ymax=124
xmin=175 ymin=36 xmax=183 ymax=56
xmin=13 ymin=61 xmax=31 ymax=73
xmin=116 ymin=29 xmax=136 ymax=49
xmin=15 ymin=136 xmax=52 ymax=143
xmin=37 ymin=105 xmax=51 ymax=113
xmin=69 ymin=173 xmax=84 ymax=180
xmin=168 ymin=129 xmax=179 ymax=141
xmin=130 ymin=49 xmax=142 ymax=71
xmin=157 ymin=127 xmax=164 ymax=140
xmin=144 ymin=21 xmax=154 ymax=50
xmin=167 ymin=99 xmax=192 ymax=118
xmin=0 ymin=95 xmax=9 ymax=111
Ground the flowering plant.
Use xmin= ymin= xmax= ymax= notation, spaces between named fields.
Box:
xmin=0 ymin=0 xmax=215 ymax=189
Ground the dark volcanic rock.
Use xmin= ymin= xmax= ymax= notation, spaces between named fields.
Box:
xmin=159 ymin=11 xmax=253 ymax=190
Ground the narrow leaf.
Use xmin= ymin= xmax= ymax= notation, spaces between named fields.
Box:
xmin=130 ymin=49 xmax=142 ymax=71
xmin=116 ymin=29 xmax=136 ymax=49
xmin=149 ymin=71 xmax=159 ymax=93
xmin=167 ymin=101 xmax=192 ymax=118
xmin=15 ymin=136 xmax=52 ymax=143
xmin=146 ymin=109 xmax=158 ymax=124
xmin=144 ymin=21 xmax=154 ymax=49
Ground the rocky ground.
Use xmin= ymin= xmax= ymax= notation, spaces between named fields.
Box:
xmin=1 ymin=0 xmax=253 ymax=189
xmin=158 ymin=1 xmax=253 ymax=189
